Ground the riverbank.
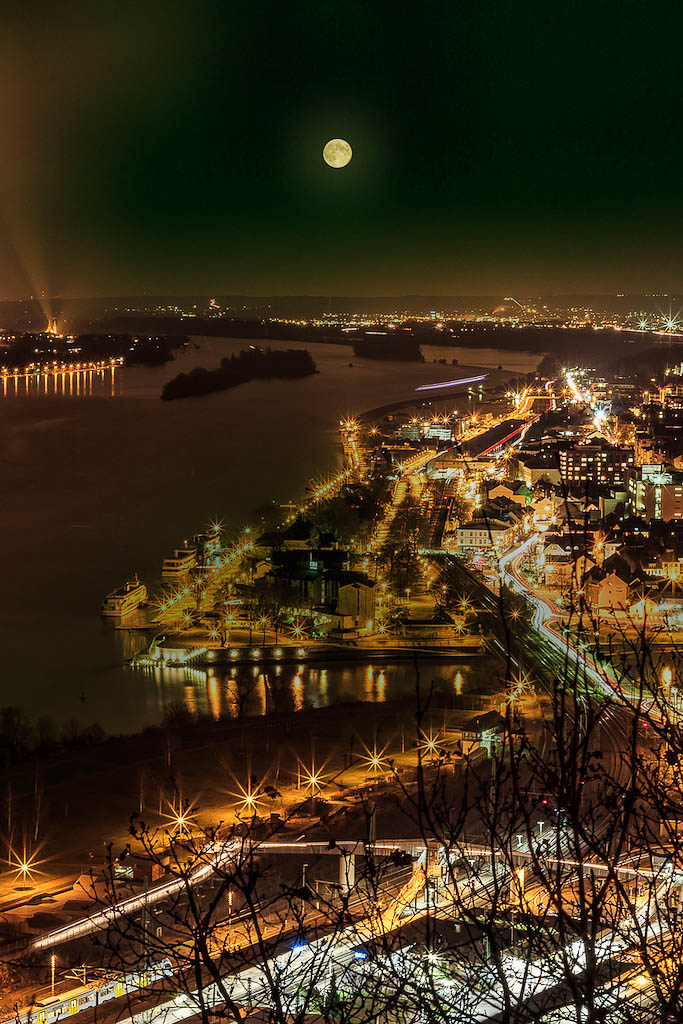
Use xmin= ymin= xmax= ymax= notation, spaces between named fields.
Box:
xmin=0 ymin=337 xmax=540 ymax=732
xmin=0 ymin=682 xmax=503 ymax=919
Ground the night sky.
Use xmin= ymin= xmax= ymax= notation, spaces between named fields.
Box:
xmin=1 ymin=0 xmax=682 ymax=297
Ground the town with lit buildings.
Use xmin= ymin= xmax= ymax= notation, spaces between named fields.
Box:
xmin=7 ymin=0 xmax=683 ymax=1015
xmin=7 ymin=314 xmax=683 ymax=1021
xmin=116 ymin=351 xmax=683 ymax=685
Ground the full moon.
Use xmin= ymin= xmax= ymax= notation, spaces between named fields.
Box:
xmin=323 ymin=138 xmax=352 ymax=168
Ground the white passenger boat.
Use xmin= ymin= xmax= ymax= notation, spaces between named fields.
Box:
xmin=162 ymin=544 xmax=197 ymax=579
xmin=101 ymin=577 xmax=147 ymax=616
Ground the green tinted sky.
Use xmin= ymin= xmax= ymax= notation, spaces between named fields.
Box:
xmin=0 ymin=0 xmax=681 ymax=297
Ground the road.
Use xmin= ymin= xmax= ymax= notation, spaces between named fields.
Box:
xmin=13 ymin=403 xmax=676 ymax=1023
xmin=498 ymin=535 xmax=614 ymax=696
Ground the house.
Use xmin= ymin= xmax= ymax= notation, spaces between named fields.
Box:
xmin=256 ymin=516 xmax=338 ymax=554
xmin=269 ymin=564 xmax=325 ymax=605
xmin=258 ymin=563 xmax=376 ymax=631
xmin=455 ymin=518 xmax=515 ymax=554
xmin=483 ymin=496 xmax=526 ymax=526
xmin=514 ymin=454 xmax=562 ymax=487
xmin=324 ymin=570 xmax=376 ymax=628
xmin=629 ymin=595 xmax=668 ymax=624
xmin=539 ymin=533 xmax=594 ymax=589
xmin=397 ymin=608 xmax=462 ymax=642
xmin=531 ymin=494 xmax=561 ymax=523
xmin=544 ymin=552 xmax=594 ymax=590
xmin=583 ymin=567 xmax=629 ymax=615
xmin=486 ymin=480 xmax=532 ymax=508
xmin=270 ymin=548 xmax=348 ymax=573
xmin=471 ymin=710 xmax=509 ymax=751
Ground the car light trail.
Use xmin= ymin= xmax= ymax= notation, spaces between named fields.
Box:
xmin=415 ymin=374 xmax=487 ymax=392
xmin=499 ymin=536 xmax=618 ymax=697
xmin=478 ymin=415 xmax=540 ymax=455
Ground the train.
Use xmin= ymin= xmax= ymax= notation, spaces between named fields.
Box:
xmin=10 ymin=958 xmax=174 ymax=1024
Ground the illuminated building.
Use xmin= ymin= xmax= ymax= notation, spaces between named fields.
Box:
xmin=557 ymin=443 xmax=634 ymax=487
xmin=455 ymin=518 xmax=515 ymax=554
xmin=628 ymin=465 xmax=683 ymax=521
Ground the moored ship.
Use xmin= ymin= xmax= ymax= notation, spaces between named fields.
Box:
xmin=162 ymin=541 xmax=197 ymax=579
xmin=101 ymin=577 xmax=147 ymax=616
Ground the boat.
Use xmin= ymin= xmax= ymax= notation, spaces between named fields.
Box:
xmin=162 ymin=543 xmax=197 ymax=579
xmin=101 ymin=577 xmax=147 ymax=616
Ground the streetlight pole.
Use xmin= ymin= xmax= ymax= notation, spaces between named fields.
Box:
xmin=301 ymin=863 xmax=308 ymax=914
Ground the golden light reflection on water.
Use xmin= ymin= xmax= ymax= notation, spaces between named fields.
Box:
xmin=148 ymin=660 xmax=476 ymax=725
xmin=184 ymin=684 xmax=197 ymax=714
xmin=1 ymin=364 xmax=119 ymax=399
xmin=292 ymin=673 xmax=303 ymax=711
xmin=223 ymin=678 xmax=240 ymax=718
xmin=207 ymin=676 xmax=220 ymax=720
xmin=365 ymin=664 xmax=374 ymax=699
xmin=256 ymin=673 xmax=267 ymax=716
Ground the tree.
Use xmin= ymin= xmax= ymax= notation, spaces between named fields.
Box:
xmin=13 ymin=619 xmax=675 ymax=1024
xmin=6 ymin=477 xmax=683 ymax=1023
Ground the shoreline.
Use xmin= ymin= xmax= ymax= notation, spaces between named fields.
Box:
xmin=125 ymin=361 xmax=520 ymax=683
xmin=0 ymin=347 xmax=525 ymax=950
xmin=0 ymin=683 xmax=503 ymax=926
xmin=0 ymin=342 xmax=537 ymax=734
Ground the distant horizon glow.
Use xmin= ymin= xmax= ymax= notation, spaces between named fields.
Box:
xmin=415 ymin=374 xmax=487 ymax=392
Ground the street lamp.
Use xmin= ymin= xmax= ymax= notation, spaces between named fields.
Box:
xmin=360 ymin=740 xmax=390 ymax=777
xmin=161 ymin=796 xmax=198 ymax=836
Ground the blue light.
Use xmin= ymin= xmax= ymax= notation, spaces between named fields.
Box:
xmin=292 ymin=941 xmax=307 ymax=953
xmin=354 ymin=950 xmax=368 ymax=960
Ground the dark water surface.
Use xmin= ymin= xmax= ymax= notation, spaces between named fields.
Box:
xmin=0 ymin=337 xmax=539 ymax=732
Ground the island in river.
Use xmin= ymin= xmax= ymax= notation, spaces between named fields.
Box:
xmin=161 ymin=345 xmax=317 ymax=400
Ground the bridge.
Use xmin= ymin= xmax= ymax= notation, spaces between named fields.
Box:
xmin=29 ymin=834 xmax=673 ymax=954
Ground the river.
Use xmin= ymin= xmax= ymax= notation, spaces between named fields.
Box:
xmin=0 ymin=337 xmax=540 ymax=733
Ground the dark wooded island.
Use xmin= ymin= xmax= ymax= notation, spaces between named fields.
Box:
xmin=161 ymin=345 xmax=317 ymax=400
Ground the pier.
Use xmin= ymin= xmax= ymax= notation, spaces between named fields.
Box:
xmin=131 ymin=633 xmax=485 ymax=669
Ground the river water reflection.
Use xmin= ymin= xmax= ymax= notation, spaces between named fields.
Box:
xmin=137 ymin=659 xmax=478 ymax=722
xmin=0 ymin=336 xmax=538 ymax=734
